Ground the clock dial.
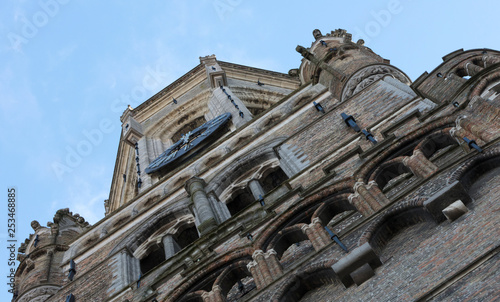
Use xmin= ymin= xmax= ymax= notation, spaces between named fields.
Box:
xmin=145 ymin=112 xmax=232 ymax=174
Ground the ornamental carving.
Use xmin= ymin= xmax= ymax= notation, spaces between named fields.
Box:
xmin=341 ymin=64 xmax=411 ymax=101
xmin=17 ymin=285 xmax=60 ymax=302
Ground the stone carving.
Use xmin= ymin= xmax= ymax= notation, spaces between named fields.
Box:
xmin=17 ymin=285 xmax=60 ymax=302
xmin=31 ymin=220 xmax=41 ymax=231
xmin=341 ymin=64 xmax=411 ymax=101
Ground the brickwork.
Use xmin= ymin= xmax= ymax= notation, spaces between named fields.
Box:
xmin=14 ymin=30 xmax=500 ymax=302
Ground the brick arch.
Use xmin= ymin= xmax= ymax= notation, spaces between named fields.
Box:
xmin=271 ymin=260 xmax=339 ymax=302
xmin=255 ymin=180 xmax=354 ymax=250
xmin=166 ymin=248 xmax=254 ymax=302
xmin=268 ymin=224 xmax=309 ymax=260
xmin=358 ymin=198 xmax=434 ymax=253
xmin=432 ymin=49 xmax=500 ymax=79
xmin=449 ymin=146 xmax=500 ymax=190
xmin=369 ymin=156 xmax=413 ymax=190
xmin=354 ymin=116 xmax=455 ymax=183
xmin=414 ymin=128 xmax=458 ymax=159
xmin=311 ymin=193 xmax=356 ymax=224
xmin=177 ymin=291 xmax=205 ymax=302
xmin=469 ymin=67 xmax=500 ymax=104
xmin=213 ymin=259 xmax=254 ymax=298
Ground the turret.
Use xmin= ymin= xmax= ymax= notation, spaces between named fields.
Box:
xmin=14 ymin=209 xmax=90 ymax=302
xmin=296 ymin=29 xmax=411 ymax=100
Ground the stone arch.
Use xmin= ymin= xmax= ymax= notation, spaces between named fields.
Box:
xmin=260 ymin=165 xmax=289 ymax=193
xmin=310 ymin=193 xmax=357 ymax=226
xmin=225 ymin=187 xmax=255 ymax=216
xmin=213 ymin=259 xmax=256 ymax=299
xmin=268 ymin=224 xmax=310 ymax=260
xmin=108 ymin=200 xmax=192 ymax=256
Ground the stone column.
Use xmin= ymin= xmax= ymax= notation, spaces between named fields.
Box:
xmin=248 ymin=179 xmax=266 ymax=200
xmin=207 ymin=191 xmax=231 ymax=223
xmin=185 ymin=177 xmax=218 ymax=235
xmin=403 ymin=149 xmax=438 ymax=179
xmin=162 ymin=234 xmax=180 ymax=259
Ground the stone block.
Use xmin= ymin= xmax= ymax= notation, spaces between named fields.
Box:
xmin=331 ymin=242 xmax=382 ymax=287
xmin=424 ymin=181 xmax=472 ymax=222
xmin=442 ymin=200 xmax=469 ymax=221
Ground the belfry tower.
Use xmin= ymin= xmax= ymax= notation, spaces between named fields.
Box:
xmin=14 ymin=29 xmax=500 ymax=301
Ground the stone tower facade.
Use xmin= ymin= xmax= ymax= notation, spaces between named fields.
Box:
xmin=14 ymin=29 xmax=500 ymax=301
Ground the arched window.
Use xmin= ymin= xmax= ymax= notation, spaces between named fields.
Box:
xmin=226 ymin=189 xmax=254 ymax=216
xmin=140 ymin=244 xmax=165 ymax=274
xmin=261 ymin=167 xmax=289 ymax=192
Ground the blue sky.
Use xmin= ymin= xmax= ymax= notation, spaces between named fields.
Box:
xmin=1 ymin=0 xmax=499 ymax=298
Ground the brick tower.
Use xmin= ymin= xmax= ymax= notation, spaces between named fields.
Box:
xmin=14 ymin=29 xmax=500 ymax=301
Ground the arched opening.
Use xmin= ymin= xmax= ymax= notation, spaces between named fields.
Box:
xmin=372 ymin=160 xmax=413 ymax=191
xmin=268 ymin=226 xmax=314 ymax=270
xmin=460 ymin=155 xmax=500 ymax=191
xmin=417 ymin=131 xmax=458 ymax=160
xmin=312 ymin=195 xmax=357 ymax=226
xmin=261 ymin=167 xmax=289 ymax=193
xmin=215 ymin=261 xmax=256 ymax=301
xmin=175 ymin=256 xmax=253 ymax=302
xmin=175 ymin=225 xmax=199 ymax=250
xmin=226 ymin=189 xmax=254 ymax=216
xmin=140 ymin=244 xmax=166 ymax=274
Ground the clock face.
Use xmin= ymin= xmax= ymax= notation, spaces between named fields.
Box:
xmin=145 ymin=112 xmax=232 ymax=174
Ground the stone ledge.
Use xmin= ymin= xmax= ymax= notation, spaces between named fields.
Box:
xmin=331 ymin=242 xmax=382 ymax=287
